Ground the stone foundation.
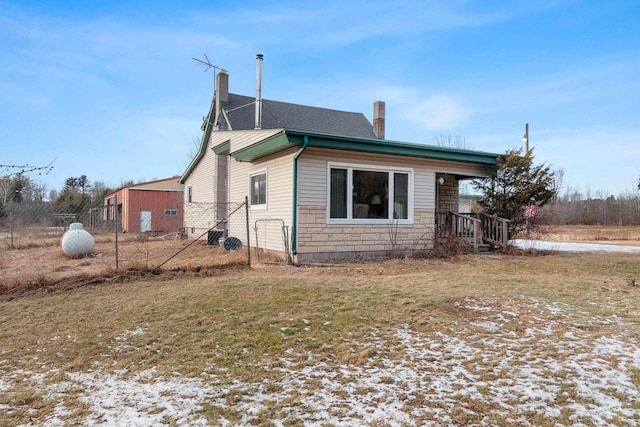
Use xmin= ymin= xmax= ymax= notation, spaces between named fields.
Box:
xmin=295 ymin=207 xmax=435 ymax=262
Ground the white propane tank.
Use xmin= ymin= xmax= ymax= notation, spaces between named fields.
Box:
xmin=61 ymin=223 xmax=95 ymax=257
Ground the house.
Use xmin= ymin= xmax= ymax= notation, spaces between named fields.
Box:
xmin=104 ymin=177 xmax=183 ymax=233
xmin=180 ymin=55 xmax=500 ymax=263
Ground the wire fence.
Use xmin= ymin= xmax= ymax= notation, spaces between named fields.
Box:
xmin=0 ymin=197 xmax=251 ymax=291
xmin=254 ymin=218 xmax=291 ymax=264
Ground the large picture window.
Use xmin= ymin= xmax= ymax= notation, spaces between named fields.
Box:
xmin=249 ymin=171 xmax=267 ymax=208
xmin=328 ymin=163 xmax=413 ymax=223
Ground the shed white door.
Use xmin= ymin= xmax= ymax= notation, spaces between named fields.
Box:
xmin=140 ymin=211 xmax=152 ymax=232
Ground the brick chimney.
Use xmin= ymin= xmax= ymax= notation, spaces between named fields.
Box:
xmin=214 ymin=69 xmax=229 ymax=129
xmin=373 ymin=101 xmax=385 ymax=139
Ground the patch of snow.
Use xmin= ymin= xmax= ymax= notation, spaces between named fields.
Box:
xmin=114 ymin=327 xmax=146 ymax=341
xmin=62 ymin=369 xmax=212 ymax=426
xmin=111 ymin=327 xmax=147 ymax=353
xmin=511 ymin=239 xmax=640 ymax=253
xmin=5 ymin=297 xmax=640 ymax=425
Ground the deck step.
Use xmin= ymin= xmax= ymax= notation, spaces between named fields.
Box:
xmin=477 ymin=243 xmax=491 ymax=252
xmin=463 ymin=242 xmax=492 ymax=253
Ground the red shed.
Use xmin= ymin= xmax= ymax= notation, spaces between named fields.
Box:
xmin=104 ymin=177 xmax=184 ymax=233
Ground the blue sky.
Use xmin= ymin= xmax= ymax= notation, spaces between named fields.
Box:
xmin=1 ymin=0 xmax=639 ymax=197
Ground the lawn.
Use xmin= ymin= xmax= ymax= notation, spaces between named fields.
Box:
xmin=1 ymin=253 xmax=640 ymax=425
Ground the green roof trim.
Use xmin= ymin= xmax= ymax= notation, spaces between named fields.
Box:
xmin=212 ymin=140 xmax=230 ymax=155
xmin=233 ymin=133 xmax=294 ymax=162
xmin=234 ymin=130 xmax=499 ymax=165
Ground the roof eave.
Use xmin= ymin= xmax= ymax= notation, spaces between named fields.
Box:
xmin=286 ymin=130 xmax=499 ymax=164
xmin=232 ymin=132 xmax=294 ymax=162
xmin=223 ymin=129 xmax=498 ymax=166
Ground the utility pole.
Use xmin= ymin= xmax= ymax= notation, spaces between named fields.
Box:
xmin=522 ymin=123 xmax=529 ymax=152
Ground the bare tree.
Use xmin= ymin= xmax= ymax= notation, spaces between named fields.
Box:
xmin=432 ymin=133 xmax=473 ymax=150
xmin=0 ymin=176 xmax=11 ymax=206
xmin=32 ymin=182 xmax=48 ymax=202
xmin=184 ymin=135 xmax=203 ymax=169
xmin=432 ymin=133 xmax=474 ymax=194
xmin=551 ymin=168 xmax=565 ymax=203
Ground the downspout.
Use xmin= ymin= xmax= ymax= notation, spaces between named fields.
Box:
xmin=291 ymin=135 xmax=309 ymax=259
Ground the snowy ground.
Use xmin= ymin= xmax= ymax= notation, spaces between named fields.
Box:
xmin=511 ymin=239 xmax=640 ymax=253
xmin=3 ymin=297 xmax=639 ymax=425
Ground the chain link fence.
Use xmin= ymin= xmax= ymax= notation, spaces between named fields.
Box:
xmin=0 ymin=196 xmax=251 ymax=291
xmin=0 ymin=200 xmax=69 ymax=250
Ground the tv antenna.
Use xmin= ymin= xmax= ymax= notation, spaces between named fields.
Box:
xmin=192 ymin=54 xmax=222 ymax=73
xmin=193 ymin=54 xmax=226 ymax=130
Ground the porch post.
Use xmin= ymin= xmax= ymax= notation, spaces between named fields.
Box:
xmin=473 ymin=221 xmax=478 ymax=254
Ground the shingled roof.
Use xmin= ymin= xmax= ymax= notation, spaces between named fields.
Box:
xmin=220 ymin=93 xmax=377 ymax=139
xmin=181 ymin=88 xmax=379 ymax=184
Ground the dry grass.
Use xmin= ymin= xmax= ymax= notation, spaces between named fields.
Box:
xmin=1 ymin=253 xmax=640 ymax=425
xmin=0 ymin=235 xmax=248 ymax=294
xmin=543 ymin=225 xmax=640 ymax=245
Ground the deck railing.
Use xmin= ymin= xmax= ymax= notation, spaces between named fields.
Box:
xmin=436 ymin=211 xmax=510 ymax=253
xmin=436 ymin=211 xmax=481 ymax=253
xmin=479 ymin=213 xmax=510 ymax=248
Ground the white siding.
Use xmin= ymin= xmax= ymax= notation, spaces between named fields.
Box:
xmin=228 ymin=149 xmax=296 ymax=251
xmin=298 ymin=147 xmax=487 ymax=210
xmin=182 ymin=130 xmax=283 ymax=235
xmin=184 ymin=149 xmax=216 ymax=205
xmin=183 ymin=139 xmax=217 ymax=233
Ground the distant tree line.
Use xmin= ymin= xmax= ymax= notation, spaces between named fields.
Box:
xmin=0 ymin=174 xmax=114 ymax=226
xmin=0 ymin=171 xmax=157 ymax=227
xmin=0 ymin=173 xmax=51 ymax=223
xmin=539 ymin=187 xmax=640 ymax=226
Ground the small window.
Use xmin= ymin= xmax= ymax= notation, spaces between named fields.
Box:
xmin=249 ymin=171 xmax=267 ymax=208
xmin=187 ymin=186 xmax=192 ymax=203
xmin=164 ymin=209 xmax=177 ymax=216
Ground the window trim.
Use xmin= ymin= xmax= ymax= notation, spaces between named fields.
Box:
xmin=326 ymin=161 xmax=414 ymax=225
xmin=248 ymin=169 xmax=268 ymax=210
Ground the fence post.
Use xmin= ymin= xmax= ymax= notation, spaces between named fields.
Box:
xmin=244 ymin=196 xmax=251 ymax=266
xmin=9 ymin=208 xmax=14 ymax=249
xmin=114 ymin=195 xmax=119 ymax=270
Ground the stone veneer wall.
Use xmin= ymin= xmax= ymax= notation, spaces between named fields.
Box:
xmin=295 ymin=207 xmax=435 ymax=263
xmin=437 ymin=175 xmax=459 ymax=212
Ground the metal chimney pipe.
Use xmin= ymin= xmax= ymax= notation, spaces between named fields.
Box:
xmin=255 ymin=54 xmax=264 ymax=129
